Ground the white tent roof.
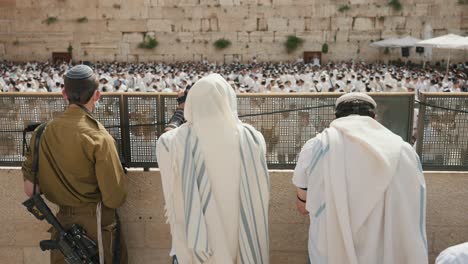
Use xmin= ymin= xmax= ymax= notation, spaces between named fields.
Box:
xmin=416 ymin=34 xmax=468 ymax=49
xmin=370 ymin=38 xmax=399 ymax=48
xmin=370 ymin=36 xmax=422 ymax=48
xmin=391 ymin=36 xmax=422 ymax=47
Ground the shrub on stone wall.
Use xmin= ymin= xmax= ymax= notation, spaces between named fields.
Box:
xmin=322 ymin=43 xmax=329 ymax=54
xmin=76 ymin=17 xmax=88 ymax=23
xmin=138 ymin=36 xmax=158 ymax=49
xmin=457 ymin=0 xmax=468 ymax=4
xmin=285 ymin=35 xmax=304 ymax=53
xmin=338 ymin=5 xmax=350 ymax=13
xmin=213 ymin=38 xmax=231 ymax=50
xmin=43 ymin=16 xmax=58 ymax=25
xmin=388 ymin=0 xmax=403 ymax=11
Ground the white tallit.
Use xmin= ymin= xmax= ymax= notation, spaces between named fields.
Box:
xmin=157 ymin=74 xmax=270 ymax=264
xmin=306 ymin=115 xmax=428 ymax=264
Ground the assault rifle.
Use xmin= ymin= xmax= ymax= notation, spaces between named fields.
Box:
xmin=23 ymin=195 xmax=99 ymax=264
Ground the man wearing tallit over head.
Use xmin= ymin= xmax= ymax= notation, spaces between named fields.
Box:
xmin=156 ymin=74 xmax=270 ymax=264
xmin=293 ymin=93 xmax=428 ymax=264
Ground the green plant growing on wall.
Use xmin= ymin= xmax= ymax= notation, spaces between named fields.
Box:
xmin=213 ymin=38 xmax=231 ymax=50
xmin=322 ymin=43 xmax=329 ymax=54
xmin=67 ymin=44 xmax=73 ymax=54
xmin=76 ymin=17 xmax=88 ymax=23
xmin=43 ymin=16 xmax=58 ymax=25
xmin=338 ymin=4 xmax=350 ymax=13
xmin=138 ymin=36 xmax=158 ymax=49
xmin=457 ymin=0 xmax=468 ymax=4
xmin=285 ymin=35 xmax=304 ymax=53
xmin=378 ymin=16 xmax=385 ymax=22
xmin=384 ymin=47 xmax=390 ymax=55
xmin=13 ymin=40 xmax=20 ymax=46
xmin=388 ymin=0 xmax=403 ymax=12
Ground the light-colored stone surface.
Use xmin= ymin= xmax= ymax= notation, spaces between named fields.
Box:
xmin=0 ymin=0 xmax=466 ymax=62
xmin=0 ymin=169 xmax=467 ymax=263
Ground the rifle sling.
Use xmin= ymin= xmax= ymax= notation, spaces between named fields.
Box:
xmin=32 ymin=123 xmax=48 ymax=196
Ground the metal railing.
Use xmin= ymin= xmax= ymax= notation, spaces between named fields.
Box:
xmin=0 ymin=92 xmax=416 ymax=169
xmin=416 ymin=92 xmax=468 ymax=171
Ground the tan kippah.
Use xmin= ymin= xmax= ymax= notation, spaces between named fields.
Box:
xmin=335 ymin=93 xmax=377 ymax=108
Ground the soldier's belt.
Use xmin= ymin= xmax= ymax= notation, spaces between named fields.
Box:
xmin=59 ymin=204 xmax=115 ymax=217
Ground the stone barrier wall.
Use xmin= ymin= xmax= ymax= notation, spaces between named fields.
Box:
xmin=0 ymin=0 xmax=467 ymax=62
xmin=0 ymin=169 xmax=467 ymax=263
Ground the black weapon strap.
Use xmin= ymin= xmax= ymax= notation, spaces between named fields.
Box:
xmin=32 ymin=123 xmax=48 ymax=196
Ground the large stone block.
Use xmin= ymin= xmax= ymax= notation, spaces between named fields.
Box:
xmin=0 ymin=20 xmax=11 ymax=34
xmin=107 ymin=19 xmax=148 ymax=32
xmin=23 ymin=247 xmax=49 ymax=264
xmin=14 ymin=221 xmax=50 ymax=247
xmin=269 ymin=171 xmax=309 ymax=224
xmin=348 ymin=30 xmax=380 ymax=41
xmin=288 ymin=18 xmax=305 ymax=32
xmin=271 ymin=250 xmax=309 ymax=264
xmin=0 ymin=7 xmax=15 ymax=19
xmin=160 ymin=7 xmax=186 ymax=19
xmin=432 ymin=227 xmax=468 ymax=254
xmin=270 ymin=223 xmax=309 ymax=251
xmin=120 ymin=171 xmax=167 ymax=223
xmin=122 ymin=221 xmax=147 ymax=248
xmin=145 ymin=223 xmax=172 ymax=249
xmin=426 ymin=172 xmax=468 ymax=227
xmin=0 ymin=0 xmax=16 ymax=8
xmin=384 ymin=16 xmax=407 ymax=31
xmin=306 ymin=17 xmax=331 ymax=31
xmin=331 ymin=17 xmax=353 ymax=31
xmin=123 ymin=32 xmax=145 ymax=43
xmin=353 ymin=17 xmax=375 ymax=31
xmin=147 ymin=19 xmax=173 ymax=32
xmin=0 ymin=248 xmax=23 ymax=263
xmin=267 ymin=17 xmax=288 ymax=31
xmin=128 ymin=248 xmax=171 ymax=264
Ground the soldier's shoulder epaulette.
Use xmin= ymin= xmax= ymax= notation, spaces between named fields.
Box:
xmin=84 ymin=114 xmax=106 ymax=131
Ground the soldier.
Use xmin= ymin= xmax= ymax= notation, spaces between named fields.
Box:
xmin=22 ymin=65 xmax=128 ymax=264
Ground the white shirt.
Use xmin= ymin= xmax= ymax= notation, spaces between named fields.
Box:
xmin=436 ymin=242 xmax=468 ymax=264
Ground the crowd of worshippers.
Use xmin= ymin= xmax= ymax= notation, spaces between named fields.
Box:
xmin=1 ymin=60 xmax=467 ymax=94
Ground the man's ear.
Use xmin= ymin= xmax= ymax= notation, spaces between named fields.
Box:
xmin=94 ymin=90 xmax=101 ymax=102
xmin=61 ymin=88 xmax=68 ymax=101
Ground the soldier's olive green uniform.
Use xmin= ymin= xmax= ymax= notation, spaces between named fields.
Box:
xmin=22 ymin=106 xmax=128 ymax=264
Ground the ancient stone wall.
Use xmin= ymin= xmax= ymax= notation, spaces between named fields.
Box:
xmin=1 ymin=169 xmax=467 ymax=263
xmin=0 ymin=0 xmax=467 ymax=62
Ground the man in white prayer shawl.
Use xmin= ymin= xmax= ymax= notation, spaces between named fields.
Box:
xmin=156 ymin=74 xmax=270 ymax=264
xmin=293 ymin=93 xmax=428 ymax=264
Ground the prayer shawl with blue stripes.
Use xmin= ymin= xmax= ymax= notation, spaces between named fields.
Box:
xmin=170 ymin=124 xmax=270 ymax=264
xmin=301 ymin=115 xmax=428 ymax=264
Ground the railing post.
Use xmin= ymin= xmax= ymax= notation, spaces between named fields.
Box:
xmin=416 ymin=92 xmax=427 ymax=162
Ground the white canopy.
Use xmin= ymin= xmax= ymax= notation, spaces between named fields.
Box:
xmin=416 ymin=34 xmax=468 ymax=75
xmin=370 ymin=36 xmax=421 ymax=48
xmin=391 ymin=36 xmax=422 ymax=47
xmin=370 ymin=38 xmax=399 ymax=48
xmin=416 ymin=34 xmax=468 ymax=49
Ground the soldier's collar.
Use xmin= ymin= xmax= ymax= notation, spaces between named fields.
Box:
xmin=71 ymin=104 xmax=94 ymax=117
